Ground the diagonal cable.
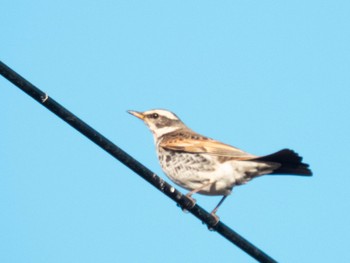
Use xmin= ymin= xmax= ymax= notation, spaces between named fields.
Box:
xmin=0 ymin=61 xmax=277 ymax=263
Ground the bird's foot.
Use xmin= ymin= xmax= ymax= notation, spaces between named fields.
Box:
xmin=210 ymin=212 xmax=220 ymax=225
xmin=206 ymin=212 xmax=220 ymax=231
xmin=177 ymin=194 xmax=196 ymax=213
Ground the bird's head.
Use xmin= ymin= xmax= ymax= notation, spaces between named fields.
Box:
xmin=128 ymin=109 xmax=187 ymax=138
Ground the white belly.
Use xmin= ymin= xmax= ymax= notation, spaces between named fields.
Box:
xmin=158 ymin=150 xmax=278 ymax=196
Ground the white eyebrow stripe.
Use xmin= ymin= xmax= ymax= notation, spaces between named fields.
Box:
xmin=144 ymin=109 xmax=179 ymax=120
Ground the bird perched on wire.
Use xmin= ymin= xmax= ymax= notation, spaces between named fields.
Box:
xmin=128 ymin=109 xmax=312 ymax=218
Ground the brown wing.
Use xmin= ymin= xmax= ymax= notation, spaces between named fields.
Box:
xmin=159 ymin=131 xmax=256 ymax=160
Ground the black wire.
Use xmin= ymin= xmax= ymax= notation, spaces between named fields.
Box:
xmin=0 ymin=60 xmax=277 ymax=263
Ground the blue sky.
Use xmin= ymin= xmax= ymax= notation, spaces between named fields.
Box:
xmin=1 ymin=1 xmax=349 ymax=262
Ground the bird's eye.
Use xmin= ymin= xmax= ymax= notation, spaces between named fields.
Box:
xmin=151 ymin=113 xmax=159 ymax=119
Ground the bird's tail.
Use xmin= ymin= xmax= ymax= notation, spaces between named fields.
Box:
xmin=252 ymin=149 xmax=312 ymax=176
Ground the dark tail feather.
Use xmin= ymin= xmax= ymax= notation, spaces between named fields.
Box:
xmin=253 ymin=149 xmax=312 ymax=176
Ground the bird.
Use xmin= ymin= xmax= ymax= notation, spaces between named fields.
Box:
xmin=128 ymin=109 xmax=312 ymax=218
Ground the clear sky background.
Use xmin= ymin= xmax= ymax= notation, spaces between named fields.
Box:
xmin=1 ymin=1 xmax=349 ymax=262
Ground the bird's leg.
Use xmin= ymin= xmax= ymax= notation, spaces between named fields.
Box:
xmin=211 ymin=195 xmax=228 ymax=215
xmin=206 ymin=195 xmax=228 ymax=227
xmin=181 ymin=180 xmax=215 ymax=212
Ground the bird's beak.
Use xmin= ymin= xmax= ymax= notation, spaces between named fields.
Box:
xmin=127 ymin=110 xmax=145 ymax=120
